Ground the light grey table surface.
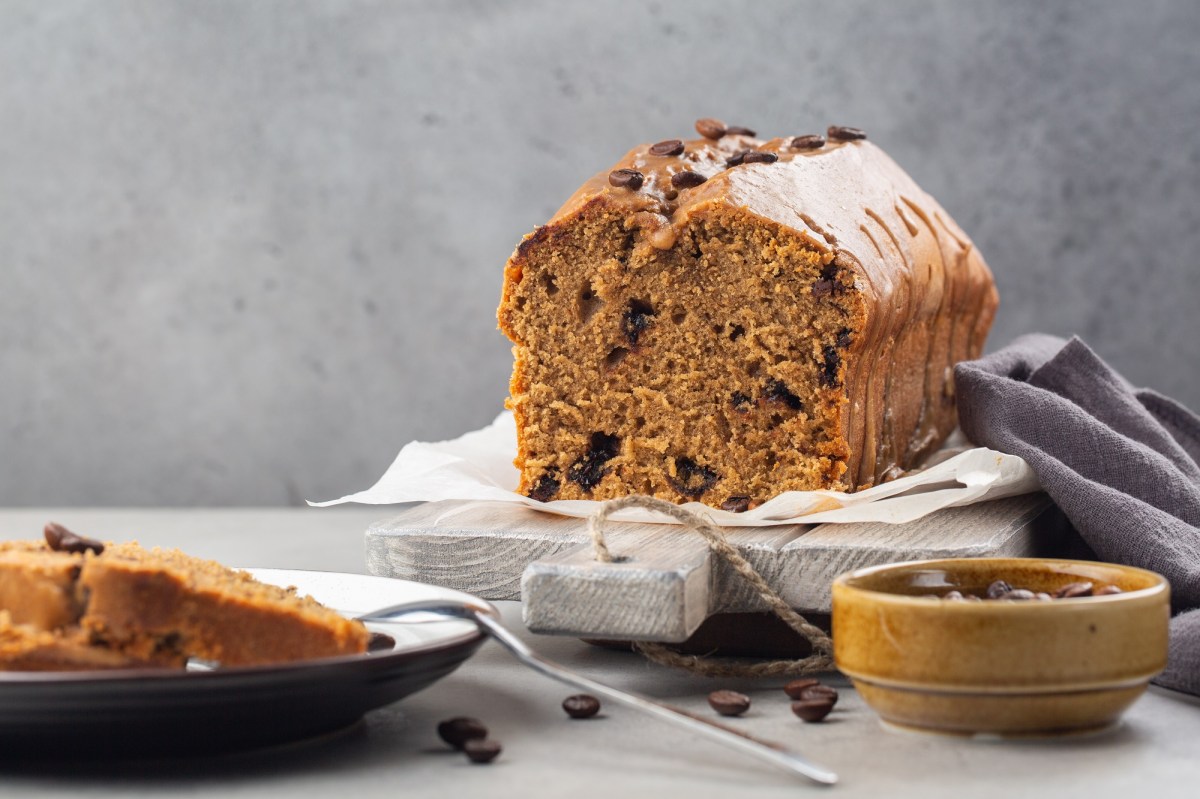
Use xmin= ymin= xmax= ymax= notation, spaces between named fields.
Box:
xmin=1 ymin=507 xmax=1197 ymax=799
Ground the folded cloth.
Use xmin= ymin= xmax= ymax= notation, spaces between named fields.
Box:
xmin=955 ymin=334 xmax=1200 ymax=696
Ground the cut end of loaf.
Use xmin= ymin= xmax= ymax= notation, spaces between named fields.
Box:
xmin=500 ymin=200 xmax=863 ymax=509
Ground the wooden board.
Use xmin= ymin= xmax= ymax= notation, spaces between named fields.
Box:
xmin=365 ymin=493 xmax=1071 ymax=643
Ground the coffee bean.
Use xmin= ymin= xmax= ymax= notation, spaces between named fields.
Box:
xmin=725 ymin=150 xmax=749 ymax=167
xmin=367 ymin=631 xmax=396 ymax=652
xmin=798 ymin=684 xmax=839 ymax=707
xmin=43 ymin=522 xmax=105 ymax=555
xmin=1096 ymin=585 xmax=1123 ymax=595
xmin=1000 ymin=588 xmax=1036 ymax=601
xmin=608 ymin=168 xmax=644 ymax=190
xmin=720 ymin=496 xmax=752 ymax=513
xmin=671 ymin=170 xmax=707 ymax=189
xmin=944 ymin=590 xmax=965 ymax=601
xmin=986 ymin=580 xmax=1012 ymax=599
xmin=827 ymin=125 xmax=867 ymax=141
xmin=791 ymin=698 xmax=835 ymax=722
xmin=562 ymin=694 xmax=601 ymax=719
xmin=437 ymin=717 xmax=488 ymax=749
xmin=782 ymin=678 xmax=820 ymax=700
xmin=708 ymin=689 xmax=751 ymax=717
xmin=695 ymin=118 xmax=727 ymax=139
xmin=649 ymin=139 xmax=685 ymax=157
xmin=791 ymin=134 xmax=826 ymax=150
xmin=725 ymin=125 xmax=756 ymax=136
xmin=463 ymin=739 xmax=502 ymax=764
xmin=742 ymin=151 xmax=778 ymax=164
xmin=1035 ymin=592 xmax=1054 ymax=601
xmin=1056 ymin=581 xmax=1094 ymax=598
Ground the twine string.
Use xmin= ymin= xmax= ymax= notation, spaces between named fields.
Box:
xmin=586 ymin=495 xmax=835 ymax=677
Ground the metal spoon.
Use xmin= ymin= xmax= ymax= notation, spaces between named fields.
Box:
xmin=358 ymin=598 xmax=838 ymax=786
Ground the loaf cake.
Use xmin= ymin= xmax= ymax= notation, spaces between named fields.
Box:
xmin=498 ymin=120 xmax=998 ymax=509
xmin=0 ymin=524 xmax=368 ymax=670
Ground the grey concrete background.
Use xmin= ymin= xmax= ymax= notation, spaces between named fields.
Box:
xmin=1 ymin=0 xmax=1198 ymax=506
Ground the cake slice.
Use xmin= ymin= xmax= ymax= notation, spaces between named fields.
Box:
xmin=498 ymin=120 xmax=998 ymax=509
xmin=0 ymin=525 xmax=368 ymax=670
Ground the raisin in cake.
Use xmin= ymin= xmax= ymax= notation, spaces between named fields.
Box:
xmin=0 ymin=525 xmax=367 ymax=670
xmin=498 ymin=120 xmax=998 ymax=509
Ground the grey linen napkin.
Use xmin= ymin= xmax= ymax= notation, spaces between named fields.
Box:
xmin=954 ymin=334 xmax=1200 ymax=696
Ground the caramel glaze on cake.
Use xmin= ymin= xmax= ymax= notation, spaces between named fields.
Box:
xmin=498 ymin=121 xmax=998 ymax=509
xmin=0 ymin=527 xmax=368 ymax=671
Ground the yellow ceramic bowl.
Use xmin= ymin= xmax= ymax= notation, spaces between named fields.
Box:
xmin=831 ymin=558 xmax=1170 ymax=736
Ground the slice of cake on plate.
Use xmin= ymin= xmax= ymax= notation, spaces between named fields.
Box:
xmin=0 ymin=524 xmax=368 ymax=670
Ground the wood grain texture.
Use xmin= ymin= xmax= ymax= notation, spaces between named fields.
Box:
xmin=366 ymin=494 xmax=1061 ymax=642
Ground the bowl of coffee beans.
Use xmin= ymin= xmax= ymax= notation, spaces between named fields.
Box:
xmin=831 ymin=557 xmax=1169 ymax=736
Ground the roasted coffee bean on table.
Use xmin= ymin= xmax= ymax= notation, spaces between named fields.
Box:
xmin=792 ymin=698 xmax=835 ymax=723
xmin=463 ymin=739 xmax=503 ymax=764
xmin=797 ymin=684 xmax=839 ymax=707
xmin=782 ymin=678 xmax=821 ymax=700
xmin=437 ymin=717 xmax=488 ymax=749
xmin=562 ymin=694 xmax=601 ymax=719
xmin=707 ymin=689 xmax=751 ymax=717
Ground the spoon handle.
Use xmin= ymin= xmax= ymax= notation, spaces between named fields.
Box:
xmin=361 ymin=600 xmax=837 ymax=786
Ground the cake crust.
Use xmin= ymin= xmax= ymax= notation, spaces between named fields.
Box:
xmin=499 ymin=124 xmax=998 ymax=507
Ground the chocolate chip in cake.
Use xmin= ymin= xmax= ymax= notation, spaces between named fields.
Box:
xmin=608 ymin=168 xmax=644 ymax=190
xmin=621 ymin=299 xmax=656 ymax=346
xmin=763 ymin=378 xmax=803 ymax=411
xmin=562 ymin=694 xmax=601 ymax=719
xmin=437 ymin=717 xmax=488 ymax=749
xmin=649 ymin=139 xmax=685 ymax=157
xmin=819 ymin=346 xmax=842 ymax=388
xmin=827 ymin=125 xmax=867 ymax=141
xmin=568 ymin=432 xmax=621 ymax=491
xmin=728 ymin=324 xmax=745 ymax=341
xmin=742 ymin=151 xmax=778 ymax=164
xmin=527 ymin=469 xmax=561 ymax=502
xmin=791 ymin=134 xmax=826 ymax=150
xmin=811 ymin=278 xmax=834 ymax=298
xmin=725 ymin=125 xmax=757 ymax=137
xmin=604 ymin=346 xmax=630 ymax=369
xmin=671 ymin=170 xmax=707 ymax=189
xmin=695 ymin=117 xmax=727 ymax=139
xmin=720 ymin=496 xmax=752 ymax=513
xmin=44 ymin=522 xmax=105 ymax=555
xmin=668 ymin=457 xmax=720 ymax=499
xmin=730 ymin=391 xmax=753 ymax=412
xmin=836 ymin=328 xmax=853 ymax=348
xmin=707 ymin=689 xmax=751 ymax=717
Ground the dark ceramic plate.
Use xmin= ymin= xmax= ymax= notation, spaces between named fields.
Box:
xmin=0 ymin=570 xmax=490 ymax=757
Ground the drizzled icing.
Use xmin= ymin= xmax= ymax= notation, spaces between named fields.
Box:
xmin=531 ymin=131 xmax=998 ymax=488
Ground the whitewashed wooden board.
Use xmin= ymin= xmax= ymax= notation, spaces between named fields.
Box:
xmin=366 ymin=493 xmax=1069 ymax=642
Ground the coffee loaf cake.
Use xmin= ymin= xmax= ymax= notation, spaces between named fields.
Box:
xmin=0 ymin=524 xmax=367 ymax=670
xmin=498 ymin=120 xmax=998 ymax=510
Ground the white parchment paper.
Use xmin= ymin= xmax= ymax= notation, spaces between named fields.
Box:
xmin=312 ymin=412 xmax=1040 ymax=526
